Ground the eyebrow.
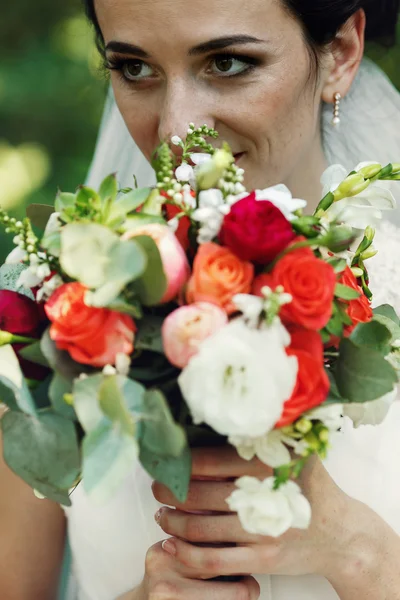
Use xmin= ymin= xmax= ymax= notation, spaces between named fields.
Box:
xmin=105 ymin=35 xmax=264 ymax=59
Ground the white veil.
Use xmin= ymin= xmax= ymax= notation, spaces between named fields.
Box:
xmin=87 ymin=58 xmax=400 ymax=221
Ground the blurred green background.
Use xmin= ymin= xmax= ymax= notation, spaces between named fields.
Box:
xmin=0 ymin=2 xmax=399 ymax=262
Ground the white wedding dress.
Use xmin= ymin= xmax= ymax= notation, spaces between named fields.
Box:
xmin=63 ymin=59 xmax=400 ymax=600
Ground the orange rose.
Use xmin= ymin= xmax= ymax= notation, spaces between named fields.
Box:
xmin=186 ymin=242 xmax=254 ymax=314
xmin=45 ymin=283 xmax=136 ymax=367
xmin=276 ymin=326 xmax=329 ymax=428
xmin=339 ymin=267 xmax=373 ymax=334
xmin=253 ymin=243 xmax=336 ymax=330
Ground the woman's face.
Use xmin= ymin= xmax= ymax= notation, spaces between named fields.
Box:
xmin=95 ymin=0 xmax=330 ymax=191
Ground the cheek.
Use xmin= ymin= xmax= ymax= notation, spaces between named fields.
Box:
xmin=112 ymin=80 xmax=159 ymax=161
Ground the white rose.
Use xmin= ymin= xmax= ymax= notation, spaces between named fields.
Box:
xmin=343 ymin=389 xmax=397 ymax=428
xmin=226 ymin=476 xmax=311 ymax=537
xmin=178 ymin=318 xmax=298 ymax=438
xmin=321 ymin=163 xmax=396 ymax=230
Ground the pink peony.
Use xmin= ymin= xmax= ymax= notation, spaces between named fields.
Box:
xmin=162 ymin=302 xmax=228 ymax=368
xmin=123 ymin=224 xmax=191 ymax=304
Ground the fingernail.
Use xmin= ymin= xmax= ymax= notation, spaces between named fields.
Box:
xmin=162 ymin=539 xmax=177 ymax=556
xmin=154 ymin=508 xmax=164 ymax=525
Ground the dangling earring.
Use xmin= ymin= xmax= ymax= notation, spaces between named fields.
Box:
xmin=332 ymin=92 xmax=341 ymax=127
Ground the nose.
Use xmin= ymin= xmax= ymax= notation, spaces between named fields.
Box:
xmin=157 ymin=79 xmax=215 ymax=147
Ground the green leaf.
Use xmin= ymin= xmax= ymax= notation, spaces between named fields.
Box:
xmin=323 ymin=369 xmax=348 ymax=405
xmin=140 ymin=443 xmax=191 ymax=503
xmin=374 ymin=304 xmax=400 ymax=326
xmin=41 ymin=231 xmax=61 ymax=257
xmin=107 ymin=296 xmax=143 ymax=319
xmin=123 ymin=213 xmax=166 ymax=230
xmin=82 ymin=422 xmax=139 ymax=503
xmin=334 ymin=283 xmax=360 ymax=300
xmin=326 ymin=312 xmax=343 ymax=337
xmin=1 ymin=411 xmax=80 ymax=506
xmin=142 ymin=188 xmax=164 ymax=216
xmin=98 ymin=375 xmax=144 ymax=436
xmin=75 ymin=186 xmax=101 ymax=210
xmin=373 ymin=314 xmax=400 ymax=345
xmin=55 ymin=192 xmax=76 ymax=213
xmin=135 ymin=316 xmax=165 ymax=354
xmin=108 ymin=187 xmax=151 ymax=222
xmin=130 ymin=235 xmax=167 ymax=306
xmin=19 ymin=341 xmax=50 ymax=368
xmin=26 ymin=204 xmax=55 ymax=231
xmin=327 ymin=258 xmax=347 ymax=274
xmin=99 ymin=174 xmax=118 ymax=205
xmin=350 ymin=320 xmax=392 ymax=355
xmin=73 ymin=374 xmax=105 ymax=433
xmin=335 ymin=338 xmax=398 ymax=402
xmin=49 ymin=373 xmax=76 ymax=421
xmin=141 ymin=389 xmax=186 ymax=458
xmin=0 ymin=264 xmax=35 ymax=300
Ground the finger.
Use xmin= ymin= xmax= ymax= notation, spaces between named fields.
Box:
xmin=153 ymin=480 xmax=236 ymax=512
xmin=157 ymin=508 xmax=261 ymax=544
xmin=191 ymin=446 xmax=272 ymax=479
xmin=162 ymin=537 xmax=260 ymax=577
xmin=152 ymin=576 xmax=260 ymax=600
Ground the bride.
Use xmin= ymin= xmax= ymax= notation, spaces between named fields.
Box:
xmin=1 ymin=1 xmax=400 ymax=599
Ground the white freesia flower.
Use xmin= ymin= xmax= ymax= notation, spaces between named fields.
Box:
xmin=306 ymin=403 xmax=344 ymax=431
xmin=175 ymin=163 xmax=195 ymax=185
xmin=343 ymin=389 xmax=397 ymax=428
xmin=321 ymin=163 xmax=396 ymax=229
xmin=16 ymin=266 xmax=43 ymax=289
xmin=192 ymin=189 xmax=228 ymax=243
xmin=178 ymin=318 xmax=298 ymax=438
xmin=229 ymin=430 xmax=292 ymax=468
xmin=36 ymin=274 xmax=63 ymax=302
xmin=255 ymin=184 xmax=307 ymax=221
xmin=5 ymin=246 xmax=27 ymax=264
xmin=226 ymin=476 xmax=312 ymax=537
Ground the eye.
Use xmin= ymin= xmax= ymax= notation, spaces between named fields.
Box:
xmin=209 ymin=55 xmax=255 ymax=77
xmin=122 ymin=60 xmax=155 ymax=81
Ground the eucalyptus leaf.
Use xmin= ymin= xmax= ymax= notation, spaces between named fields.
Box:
xmin=107 ymin=297 xmax=143 ymax=319
xmin=98 ymin=375 xmax=137 ymax=436
xmin=49 ymin=373 xmax=76 ymax=420
xmin=140 ymin=443 xmax=191 ymax=503
xmin=41 ymin=231 xmax=61 ymax=257
xmin=135 ymin=315 xmax=165 ymax=354
xmin=1 ymin=411 xmax=80 ymax=506
xmin=41 ymin=329 xmax=88 ymax=380
xmin=335 ymin=338 xmax=397 ymax=402
xmin=26 ymin=204 xmax=55 ymax=231
xmin=327 ymin=258 xmax=347 ymax=274
xmin=373 ymin=314 xmax=400 ymax=344
xmin=123 ymin=213 xmax=166 ymax=231
xmin=374 ymin=304 xmax=400 ymax=326
xmin=82 ymin=422 xmax=139 ymax=503
xmin=323 ymin=369 xmax=348 ymax=405
xmin=19 ymin=341 xmax=50 ymax=368
xmin=73 ymin=373 xmax=105 ymax=433
xmin=334 ymin=283 xmax=360 ymax=301
xmin=141 ymin=389 xmax=186 ymax=457
xmin=0 ymin=345 xmax=37 ymax=416
xmin=0 ymin=264 xmax=35 ymax=300
xmin=350 ymin=320 xmax=392 ymax=355
xmin=130 ymin=235 xmax=167 ymax=306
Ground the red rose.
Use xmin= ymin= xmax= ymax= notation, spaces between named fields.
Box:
xmin=219 ymin=193 xmax=295 ymax=263
xmin=339 ymin=267 xmax=373 ymax=334
xmin=276 ymin=326 xmax=329 ymax=427
xmin=164 ymin=203 xmax=191 ymax=252
xmin=0 ymin=290 xmax=48 ymax=379
xmin=45 ymin=282 xmax=136 ymax=367
xmin=253 ymin=243 xmax=336 ymax=330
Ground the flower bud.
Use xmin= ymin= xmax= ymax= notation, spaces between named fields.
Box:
xmin=333 ymin=173 xmax=370 ymax=201
xmin=0 ymin=331 xmax=14 ymax=346
xmin=357 ymin=163 xmax=382 ymax=179
xmin=392 ymin=163 xmax=400 ymax=174
xmin=323 ymin=224 xmax=355 ymax=253
xmin=351 ymin=266 xmax=364 ymax=278
xmin=196 ymin=148 xmax=234 ymax=190
xmin=295 ymin=418 xmax=313 ymax=435
xmin=361 ymin=246 xmax=378 ymax=261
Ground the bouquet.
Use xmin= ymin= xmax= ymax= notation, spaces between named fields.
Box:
xmin=1 ymin=124 xmax=400 ymax=537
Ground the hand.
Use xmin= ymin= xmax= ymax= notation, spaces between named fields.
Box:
xmin=152 ymin=446 xmax=365 ymax=582
xmin=119 ymin=541 xmax=260 ymax=600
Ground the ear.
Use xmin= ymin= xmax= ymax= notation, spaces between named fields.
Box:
xmin=321 ymin=9 xmax=366 ymax=104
